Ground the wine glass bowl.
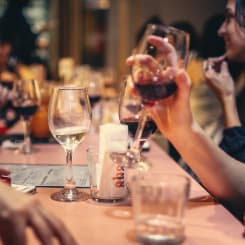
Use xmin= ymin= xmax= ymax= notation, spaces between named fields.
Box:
xmin=119 ymin=75 xmax=157 ymax=146
xmin=48 ymin=86 xmax=92 ymax=202
xmin=87 ymin=73 xmax=103 ymax=107
xmin=87 ymin=73 xmax=103 ymax=133
xmin=132 ymin=24 xmax=190 ymax=103
xmin=12 ymin=79 xmax=41 ymax=154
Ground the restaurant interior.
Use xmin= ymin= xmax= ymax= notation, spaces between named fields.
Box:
xmin=0 ymin=0 xmax=226 ymax=82
xmin=0 ymin=0 xmax=245 ymax=244
xmin=0 ymin=0 xmax=229 ymax=139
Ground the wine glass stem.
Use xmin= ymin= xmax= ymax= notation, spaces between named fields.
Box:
xmin=65 ymin=150 xmax=75 ymax=189
xmin=22 ymin=118 xmax=31 ymax=153
xmin=130 ymin=109 xmax=148 ymax=161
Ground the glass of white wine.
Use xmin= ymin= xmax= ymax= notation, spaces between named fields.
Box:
xmin=48 ymin=86 xmax=92 ymax=202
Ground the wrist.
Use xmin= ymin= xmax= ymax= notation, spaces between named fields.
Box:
xmin=166 ymin=121 xmax=205 ymax=156
xmin=221 ymin=95 xmax=241 ymax=128
xmin=165 ymin=120 xmax=199 ymax=144
xmin=220 ymin=93 xmax=235 ymax=106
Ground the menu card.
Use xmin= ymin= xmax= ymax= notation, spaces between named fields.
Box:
xmin=0 ymin=164 xmax=89 ymax=187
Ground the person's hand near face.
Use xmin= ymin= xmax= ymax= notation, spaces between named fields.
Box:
xmin=203 ymin=55 xmax=234 ymax=100
xmin=203 ymin=55 xmax=241 ymax=128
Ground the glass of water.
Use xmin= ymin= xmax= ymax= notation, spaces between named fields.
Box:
xmin=131 ymin=172 xmax=190 ymax=244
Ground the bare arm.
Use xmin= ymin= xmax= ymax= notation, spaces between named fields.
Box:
xmin=203 ymin=57 xmax=241 ymax=128
xmin=150 ymin=70 xmax=245 ymax=206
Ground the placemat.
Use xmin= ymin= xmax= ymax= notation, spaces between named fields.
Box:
xmin=0 ymin=164 xmax=89 ymax=188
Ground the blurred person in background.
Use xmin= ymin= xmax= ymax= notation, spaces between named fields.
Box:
xmin=0 ymin=36 xmax=19 ymax=133
xmin=0 ymin=0 xmax=39 ymax=65
xmin=0 ymin=0 xmax=52 ymax=133
xmin=170 ymin=12 xmax=244 ymax=164
xmin=203 ymin=0 xmax=245 ymax=162
xmin=0 ymin=37 xmax=18 ymax=81
xmin=191 ymin=14 xmax=226 ymax=144
xmin=0 ymin=0 xmax=50 ymax=79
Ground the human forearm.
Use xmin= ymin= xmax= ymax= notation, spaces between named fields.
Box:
xmin=165 ymin=121 xmax=245 ymax=201
xmin=220 ymin=94 xmax=241 ymax=128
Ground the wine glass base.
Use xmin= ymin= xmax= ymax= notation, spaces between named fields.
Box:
xmin=15 ymin=145 xmax=38 ymax=154
xmin=51 ymin=188 xmax=89 ymax=202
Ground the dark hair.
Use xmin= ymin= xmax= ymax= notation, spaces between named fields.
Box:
xmin=235 ymin=0 xmax=245 ymax=27
xmin=201 ymin=14 xmax=225 ymax=58
xmin=6 ymin=0 xmax=30 ymax=8
xmin=0 ymin=0 xmax=37 ymax=64
xmin=171 ymin=20 xmax=201 ymax=54
xmin=136 ymin=16 xmax=164 ymax=45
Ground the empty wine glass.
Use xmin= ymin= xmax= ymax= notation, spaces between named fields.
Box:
xmin=126 ymin=24 xmax=190 ymax=168
xmin=12 ymin=79 xmax=41 ymax=154
xmin=119 ymin=75 xmax=157 ymax=169
xmin=48 ymin=86 xmax=92 ymax=202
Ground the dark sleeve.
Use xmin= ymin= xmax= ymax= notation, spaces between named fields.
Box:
xmin=219 ymin=126 xmax=245 ymax=163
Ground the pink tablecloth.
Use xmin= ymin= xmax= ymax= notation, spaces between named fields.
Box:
xmin=0 ymin=128 xmax=244 ymax=244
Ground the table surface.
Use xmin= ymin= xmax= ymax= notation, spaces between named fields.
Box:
xmin=0 ymin=129 xmax=244 ymax=245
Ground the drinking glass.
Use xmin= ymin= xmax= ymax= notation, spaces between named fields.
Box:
xmin=48 ymin=86 xmax=92 ymax=202
xmin=131 ymin=173 xmax=190 ymax=245
xmin=126 ymin=24 xmax=190 ymax=168
xmin=88 ymin=73 xmax=103 ymax=108
xmin=87 ymin=73 xmax=103 ymax=132
xmin=119 ymin=75 xmax=156 ymax=169
xmin=12 ymin=79 xmax=41 ymax=154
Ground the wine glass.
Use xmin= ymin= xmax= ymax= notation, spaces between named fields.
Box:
xmin=12 ymin=79 xmax=41 ymax=154
xmin=119 ymin=75 xmax=157 ymax=169
xmin=88 ymin=73 xmax=103 ymax=107
xmin=48 ymin=86 xmax=92 ymax=202
xmin=87 ymin=73 xmax=103 ymax=132
xmin=125 ymin=24 xmax=190 ymax=168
